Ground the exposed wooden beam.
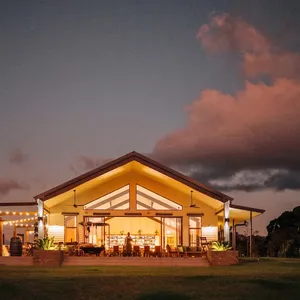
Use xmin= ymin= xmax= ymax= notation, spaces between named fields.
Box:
xmin=215 ymin=206 xmax=224 ymax=215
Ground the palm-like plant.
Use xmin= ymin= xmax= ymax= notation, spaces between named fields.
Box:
xmin=211 ymin=241 xmax=232 ymax=251
xmin=36 ymin=237 xmax=56 ymax=250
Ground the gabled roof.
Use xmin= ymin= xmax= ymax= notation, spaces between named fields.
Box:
xmin=34 ymin=151 xmax=233 ymax=202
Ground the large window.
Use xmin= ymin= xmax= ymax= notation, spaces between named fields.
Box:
xmin=136 ymin=185 xmax=182 ymax=210
xmin=64 ymin=215 xmax=77 ymax=243
xmin=84 ymin=185 xmax=130 ymax=210
xmin=189 ymin=216 xmax=202 ymax=247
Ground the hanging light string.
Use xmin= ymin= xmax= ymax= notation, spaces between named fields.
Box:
xmin=3 ymin=217 xmax=38 ymax=225
xmin=13 ymin=224 xmax=35 ymax=227
xmin=0 ymin=211 xmax=37 ymax=216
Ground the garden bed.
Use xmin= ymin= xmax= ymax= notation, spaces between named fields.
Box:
xmin=207 ymin=250 xmax=239 ymax=266
xmin=33 ymin=250 xmax=64 ymax=267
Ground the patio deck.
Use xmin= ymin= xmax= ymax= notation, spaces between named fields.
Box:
xmin=0 ymin=256 xmax=210 ymax=267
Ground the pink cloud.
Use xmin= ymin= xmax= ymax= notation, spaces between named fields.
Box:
xmin=154 ymin=78 xmax=300 ymax=171
xmin=197 ymin=13 xmax=270 ymax=54
xmin=244 ymin=52 xmax=300 ymax=79
xmin=197 ymin=13 xmax=300 ymax=79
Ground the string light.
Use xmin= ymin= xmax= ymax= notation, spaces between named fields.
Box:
xmin=0 ymin=211 xmax=37 ymax=216
xmin=14 ymin=224 xmax=35 ymax=228
xmin=3 ymin=217 xmax=38 ymax=225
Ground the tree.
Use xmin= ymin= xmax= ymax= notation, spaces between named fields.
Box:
xmin=266 ymin=206 xmax=300 ymax=257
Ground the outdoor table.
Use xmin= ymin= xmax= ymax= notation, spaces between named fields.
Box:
xmin=80 ymin=246 xmax=104 ymax=256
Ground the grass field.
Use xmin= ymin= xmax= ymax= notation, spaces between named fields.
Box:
xmin=0 ymin=258 xmax=300 ymax=300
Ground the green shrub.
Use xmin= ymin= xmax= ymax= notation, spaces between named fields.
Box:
xmin=36 ymin=237 xmax=56 ymax=250
xmin=211 ymin=241 xmax=232 ymax=251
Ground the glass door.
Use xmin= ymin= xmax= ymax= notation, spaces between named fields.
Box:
xmin=84 ymin=217 xmax=105 ymax=246
xmin=162 ymin=217 xmax=182 ymax=249
xmin=189 ymin=216 xmax=202 ymax=247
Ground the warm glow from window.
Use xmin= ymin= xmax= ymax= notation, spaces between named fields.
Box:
xmin=202 ymin=226 xmax=218 ymax=242
xmin=84 ymin=185 xmax=130 ymax=210
xmin=136 ymin=185 xmax=182 ymax=210
xmin=64 ymin=215 xmax=77 ymax=242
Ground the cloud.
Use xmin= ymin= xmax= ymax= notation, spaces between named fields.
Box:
xmin=197 ymin=13 xmax=270 ymax=54
xmin=197 ymin=13 xmax=300 ymax=79
xmin=0 ymin=178 xmax=28 ymax=196
xmin=244 ymin=52 xmax=300 ymax=79
xmin=154 ymin=78 xmax=300 ymax=169
xmin=9 ymin=148 xmax=29 ymax=165
xmin=153 ymin=13 xmax=300 ymax=191
xmin=70 ymin=156 xmax=113 ymax=174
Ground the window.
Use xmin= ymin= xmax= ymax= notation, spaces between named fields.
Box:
xmin=136 ymin=185 xmax=182 ymax=210
xmin=84 ymin=185 xmax=130 ymax=210
xmin=189 ymin=216 xmax=202 ymax=247
xmin=64 ymin=215 xmax=77 ymax=242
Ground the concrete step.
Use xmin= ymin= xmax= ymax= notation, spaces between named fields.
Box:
xmin=0 ymin=256 xmax=33 ymax=266
xmin=62 ymin=257 xmax=210 ymax=267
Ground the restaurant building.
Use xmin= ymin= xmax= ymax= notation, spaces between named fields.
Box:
xmin=33 ymin=152 xmax=264 ymax=250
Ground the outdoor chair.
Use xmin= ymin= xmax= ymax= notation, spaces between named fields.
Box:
xmin=177 ymin=245 xmax=187 ymax=258
xmin=154 ymin=246 xmax=162 ymax=257
xmin=143 ymin=245 xmax=151 ymax=257
xmin=112 ymin=245 xmax=121 ymax=256
xmin=200 ymin=237 xmax=210 ymax=257
xmin=166 ymin=244 xmax=178 ymax=257
xmin=133 ymin=245 xmax=141 ymax=256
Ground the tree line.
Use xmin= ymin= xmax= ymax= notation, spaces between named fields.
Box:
xmin=235 ymin=206 xmax=300 ymax=257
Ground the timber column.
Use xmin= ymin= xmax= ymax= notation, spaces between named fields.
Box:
xmin=223 ymin=201 xmax=230 ymax=242
xmin=37 ymin=199 xmax=44 ymax=239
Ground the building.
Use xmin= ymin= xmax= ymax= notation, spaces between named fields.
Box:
xmin=34 ymin=151 xmax=265 ymax=250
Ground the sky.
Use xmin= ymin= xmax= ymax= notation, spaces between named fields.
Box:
xmin=1 ymin=0 xmax=300 ymax=235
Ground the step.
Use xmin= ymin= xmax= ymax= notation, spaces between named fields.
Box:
xmin=62 ymin=257 xmax=210 ymax=267
xmin=0 ymin=257 xmax=33 ymax=266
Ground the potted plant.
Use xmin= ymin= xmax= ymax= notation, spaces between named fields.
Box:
xmin=207 ymin=241 xmax=239 ymax=266
xmin=33 ymin=237 xmax=64 ymax=266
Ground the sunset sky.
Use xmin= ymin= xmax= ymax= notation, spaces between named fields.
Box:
xmin=1 ymin=0 xmax=300 ymax=234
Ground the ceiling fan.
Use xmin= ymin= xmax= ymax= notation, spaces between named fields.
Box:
xmin=65 ymin=189 xmax=85 ymax=208
xmin=190 ymin=190 xmax=200 ymax=208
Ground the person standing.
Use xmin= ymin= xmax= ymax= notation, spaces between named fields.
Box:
xmin=125 ymin=232 xmax=132 ymax=256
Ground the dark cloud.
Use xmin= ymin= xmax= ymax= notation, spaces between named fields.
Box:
xmin=0 ymin=178 xmax=28 ymax=196
xmin=9 ymin=148 xmax=29 ymax=165
xmin=153 ymin=13 xmax=300 ymax=192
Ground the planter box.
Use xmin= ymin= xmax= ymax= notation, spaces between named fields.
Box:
xmin=207 ymin=250 xmax=239 ymax=266
xmin=33 ymin=250 xmax=64 ymax=267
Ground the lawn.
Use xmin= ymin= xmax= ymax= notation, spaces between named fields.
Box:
xmin=0 ymin=258 xmax=300 ymax=300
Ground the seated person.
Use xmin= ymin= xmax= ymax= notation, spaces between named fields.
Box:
xmin=166 ymin=244 xmax=171 ymax=257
